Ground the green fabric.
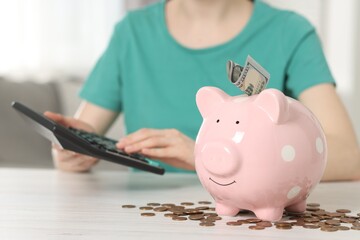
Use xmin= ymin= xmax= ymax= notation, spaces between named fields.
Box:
xmin=79 ymin=0 xmax=335 ymax=173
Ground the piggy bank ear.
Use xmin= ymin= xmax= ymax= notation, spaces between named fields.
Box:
xmin=254 ymin=89 xmax=289 ymax=124
xmin=196 ymin=87 xmax=228 ymax=118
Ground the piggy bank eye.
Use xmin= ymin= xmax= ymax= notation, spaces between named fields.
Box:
xmin=216 ymin=119 xmax=220 ymax=123
xmin=236 ymin=121 xmax=239 ymax=124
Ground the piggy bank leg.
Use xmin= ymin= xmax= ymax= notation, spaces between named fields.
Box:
xmin=215 ymin=202 xmax=239 ymax=216
xmin=285 ymin=200 xmax=306 ymax=213
xmin=253 ymin=207 xmax=284 ymax=222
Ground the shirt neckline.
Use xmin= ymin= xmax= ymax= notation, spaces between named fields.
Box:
xmin=159 ymin=0 xmax=260 ymax=54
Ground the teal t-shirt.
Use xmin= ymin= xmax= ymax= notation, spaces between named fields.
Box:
xmin=80 ymin=0 xmax=335 ymax=172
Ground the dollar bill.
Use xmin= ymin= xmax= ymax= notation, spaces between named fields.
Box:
xmin=227 ymin=60 xmax=244 ymax=84
xmin=227 ymin=55 xmax=270 ymax=96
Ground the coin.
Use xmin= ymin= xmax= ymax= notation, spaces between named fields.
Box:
xmin=256 ymin=221 xmax=272 ymax=227
xmin=198 ymin=201 xmax=212 ymax=205
xmin=321 ymin=226 xmax=338 ymax=232
xmin=164 ymin=213 xmax=177 ymax=218
xmin=153 ymin=207 xmax=168 ymax=212
xmin=199 ymin=222 xmax=215 ymax=227
xmin=326 ymin=212 xmax=344 ymax=218
xmin=181 ymin=202 xmax=194 ymax=206
xmin=169 ymin=206 xmax=185 ymax=212
xmin=325 ymin=220 xmax=341 ymax=226
xmin=304 ymin=217 xmax=320 ymax=223
xmin=200 ymin=218 xmax=215 ymax=223
xmin=307 ymin=203 xmax=320 ymax=207
xmin=172 ymin=216 xmax=187 ymax=221
xmin=141 ymin=212 xmax=155 ymax=217
xmin=226 ymin=221 xmax=242 ymax=226
xmin=275 ymin=222 xmax=292 ymax=230
xmin=336 ymin=209 xmax=351 ymax=213
xmin=204 ymin=213 xmax=218 ymax=217
xmin=147 ymin=203 xmax=161 ymax=206
xmin=184 ymin=208 xmax=203 ymax=215
xmin=249 ymin=225 xmax=265 ymax=230
xmin=303 ymin=224 xmax=320 ymax=229
xmin=162 ymin=203 xmax=176 ymax=207
xmin=195 ymin=206 xmax=209 ymax=210
xmin=189 ymin=214 xmax=205 ymax=220
xmin=275 ymin=221 xmax=291 ymax=227
xmin=340 ymin=217 xmax=356 ymax=223
xmin=237 ymin=219 xmax=247 ymax=224
xmin=311 ymin=210 xmax=327 ymax=216
xmin=276 ymin=225 xmax=292 ymax=230
xmin=122 ymin=205 xmax=136 ymax=208
xmin=292 ymin=220 xmax=305 ymax=226
xmin=139 ymin=206 xmax=153 ymax=210
xmin=306 ymin=207 xmax=320 ymax=212
xmin=353 ymin=222 xmax=360 ymax=227
xmin=207 ymin=216 xmax=222 ymax=221
xmin=337 ymin=226 xmax=350 ymax=231
xmin=351 ymin=226 xmax=360 ymax=230
xmin=246 ymin=218 xmax=262 ymax=223
xmin=171 ymin=211 xmax=186 ymax=216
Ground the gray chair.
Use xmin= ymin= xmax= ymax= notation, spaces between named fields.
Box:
xmin=0 ymin=78 xmax=62 ymax=168
xmin=0 ymin=77 xmax=127 ymax=171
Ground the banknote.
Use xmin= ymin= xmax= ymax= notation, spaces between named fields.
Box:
xmin=227 ymin=60 xmax=244 ymax=85
xmin=227 ymin=55 xmax=270 ymax=96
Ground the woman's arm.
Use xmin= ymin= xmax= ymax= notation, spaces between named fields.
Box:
xmin=299 ymin=83 xmax=360 ymax=181
xmin=74 ymin=101 xmax=119 ymax=135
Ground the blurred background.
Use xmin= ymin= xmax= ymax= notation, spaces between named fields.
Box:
xmin=0 ymin=0 xmax=359 ymax=169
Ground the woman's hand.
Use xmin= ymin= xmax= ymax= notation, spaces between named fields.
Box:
xmin=44 ymin=111 xmax=99 ymax=172
xmin=116 ymin=128 xmax=195 ymax=171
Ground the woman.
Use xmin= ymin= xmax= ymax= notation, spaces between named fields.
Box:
xmin=46 ymin=0 xmax=360 ymax=181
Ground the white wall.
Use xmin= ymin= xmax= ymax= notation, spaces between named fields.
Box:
xmin=0 ymin=0 xmax=359 ymax=140
xmin=266 ymin=0 xmax=360 ymax=140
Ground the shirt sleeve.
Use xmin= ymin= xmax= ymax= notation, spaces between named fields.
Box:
xmin=283 ymin=14 xmax=336 ymax=99
xmin=79 ymin=18 xmax=128 ymax=112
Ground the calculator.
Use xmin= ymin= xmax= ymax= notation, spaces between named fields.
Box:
xmin=11 ymin=101 xmax=165 ymax=175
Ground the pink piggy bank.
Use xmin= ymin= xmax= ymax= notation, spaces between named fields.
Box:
xmin=194 ymin=87 xmax=327 ymax=221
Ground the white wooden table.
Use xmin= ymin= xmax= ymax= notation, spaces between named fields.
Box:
xmin=1 ymin=168 xmax=360 ymax=240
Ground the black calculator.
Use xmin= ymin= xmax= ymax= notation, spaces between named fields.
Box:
xmin=12 ymin=101 xmax=165 ymax=175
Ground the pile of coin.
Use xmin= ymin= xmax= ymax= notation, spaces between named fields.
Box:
xmin=122 ymin=201 xmax=360 ymax=232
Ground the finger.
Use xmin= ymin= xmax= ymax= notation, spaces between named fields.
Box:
xmin=78 ymin=158 xmax=99 ymax=169
xmin=141 ymin=147 xmax=174 ymax=159
xmin=124 ymin=136 xmax=171 ymax=153
xmin=72 ymin=157 xmax=98 ymax=168
xmin=44 ymin=111 xmax=67 ymax=125
xmin=117 ymin=128 xmax=162 ymax=148
xmin=57 ymin=156 xmax=97 ymax=172
xmin=44 ymin=111 xmax=88 ymax=130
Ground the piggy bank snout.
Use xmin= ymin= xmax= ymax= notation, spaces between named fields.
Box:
xmin=199 ymin=142 xmax=240 ymax=177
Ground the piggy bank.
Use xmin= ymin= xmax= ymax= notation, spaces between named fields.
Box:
xmin=194 ymin=87 xmax=327 ymax=221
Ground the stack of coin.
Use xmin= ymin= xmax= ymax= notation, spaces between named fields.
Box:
xmin=122 ymin=201 xmax=360 ymax=232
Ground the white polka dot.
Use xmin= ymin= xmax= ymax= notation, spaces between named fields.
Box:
xmin=281 ymin=145 xmax=296 ymax=162
xmin=316 ymin=137 xmax=324 ymax=154
xmin=287 ymin=186 xmax=301 ymax=199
